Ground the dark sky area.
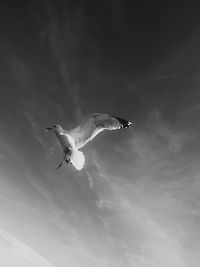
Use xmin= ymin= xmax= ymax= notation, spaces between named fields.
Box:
xmin=0 ymin=1 xmax=200 ymax=266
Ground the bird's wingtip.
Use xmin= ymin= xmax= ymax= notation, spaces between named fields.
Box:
xmin=114 ymin=116 xmax=133 ymax=128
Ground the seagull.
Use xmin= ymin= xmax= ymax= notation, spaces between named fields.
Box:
xmin=46 ymin=113 xmax=133 ymax=170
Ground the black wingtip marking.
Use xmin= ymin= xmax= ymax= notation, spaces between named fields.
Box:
xmin=113 ymin=116 xmax=133 ymax=129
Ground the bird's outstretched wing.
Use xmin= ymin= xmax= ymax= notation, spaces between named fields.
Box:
xmin=69 ymin=113 xmax=132 ymax=149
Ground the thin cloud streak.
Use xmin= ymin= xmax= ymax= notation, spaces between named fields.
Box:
xmin=0 ymin=3 xmax=200 ymax=266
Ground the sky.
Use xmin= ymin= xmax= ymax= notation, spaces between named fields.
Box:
xmin=0 ymin=1 xmax=200 ymax=266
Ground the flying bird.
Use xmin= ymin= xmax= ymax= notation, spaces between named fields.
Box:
xmin=46 ymin=113 xmax=133 ymax=170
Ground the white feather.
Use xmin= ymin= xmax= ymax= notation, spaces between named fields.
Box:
xmin=71 ymin=148 xmax=85 ymax=170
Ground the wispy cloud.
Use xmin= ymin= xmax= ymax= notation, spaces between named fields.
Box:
xmin=25 ymin=112 xmax=48 ymax=151
xmin=43 ymin=0 xmax=84 ymax=121
xmin=82 ymin=109 xmax=200 ymax=266
xmin=0 ymin=226 xmax=55 ymax=267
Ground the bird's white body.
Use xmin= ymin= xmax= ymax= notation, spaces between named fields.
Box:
xmin=55 ymin=130 xmax=72 ymax=150
xmin=58 ymin=132 xmax=85 ymax=170
xmin=46 ymin=113 xmax=132 ymax=170
xmin=53 ymin=128 xmax=85 ymax=170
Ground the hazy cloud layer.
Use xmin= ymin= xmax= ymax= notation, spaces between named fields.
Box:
xmin=0 ymin=2 xmax=200 ymax=266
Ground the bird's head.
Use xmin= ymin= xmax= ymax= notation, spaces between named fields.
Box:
xmin=45 ymin=124 xmax=63 ymax=132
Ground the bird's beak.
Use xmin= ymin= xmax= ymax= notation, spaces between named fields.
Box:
xmin=45 ymin=126 xmax=55 ymax=131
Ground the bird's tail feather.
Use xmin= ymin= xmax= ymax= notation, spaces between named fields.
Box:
xmin=71 ymin=148 xmax=85 ymax=170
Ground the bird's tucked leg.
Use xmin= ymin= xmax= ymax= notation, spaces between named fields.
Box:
xmin=57 ymin=154 xmax=68 ymax=170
